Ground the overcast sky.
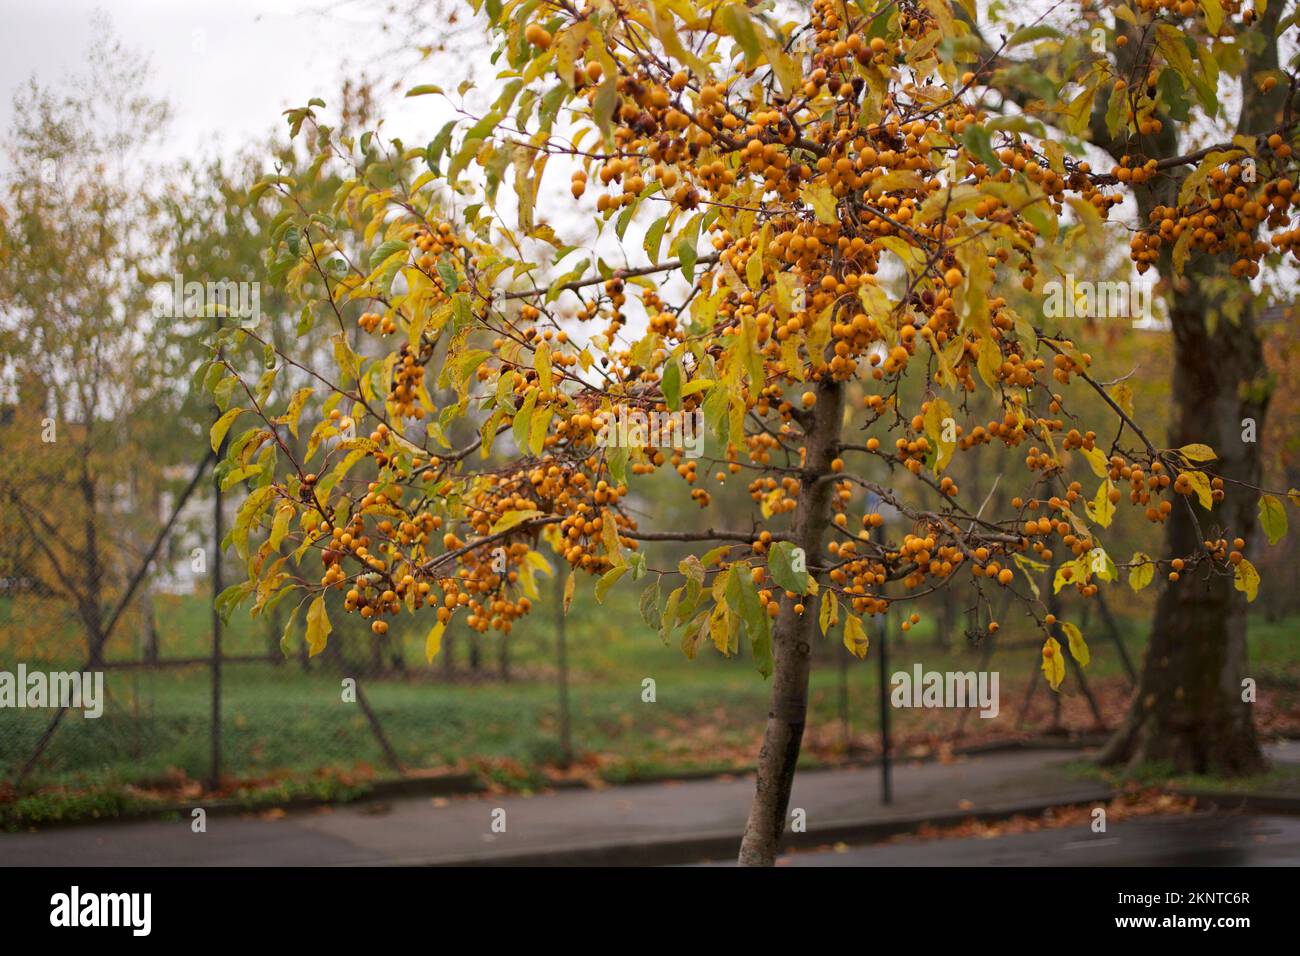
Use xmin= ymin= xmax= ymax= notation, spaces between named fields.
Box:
xmin=0 ymin=0 xmax=469 ymax=168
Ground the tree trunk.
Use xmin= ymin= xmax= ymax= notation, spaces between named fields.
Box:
xmin=1096 ymin=0 xmax=1283 ymax=779
xmin=1099 ymin=278 xmax=1268 ymax=774
xmin=738 ymin=378 xmax=843 ymax=866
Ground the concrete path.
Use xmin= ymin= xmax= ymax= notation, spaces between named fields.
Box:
xmin=5 ymin=741 xmax=1295 ymax=866
xmin=0 ymin=748 xmax=1109 ymax=866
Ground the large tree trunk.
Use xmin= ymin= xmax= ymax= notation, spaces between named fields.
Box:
xmin=738 ymin=378 xmax=844 ymax=866
xmin=1099 ymin=276 xmax=1268 ymax=774
xmin=1095 ymin=0 xmax=1285 ymax=778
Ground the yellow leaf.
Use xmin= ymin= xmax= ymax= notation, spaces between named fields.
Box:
xmin=1129 ymin=552 xmax=1154 ymax=591
xmin=1086 ymin=479 xmax=1115 ymax=528
xmin=1061 ymin=621 xmax=1089 ymax=667
xmin=490 ymin=509 xmax=542 ymax=534
xmin=601 ymin=507 xmax=624 ymax=566
xmin=210 ymin=407 xmax=244 ymax=453
xmin=563 ymin=571 xmax=576 ymax=613
xmin=1113 ymin=382 xmax=1134 ymax=418
xmin=305 ymin=594 xmax=332 ymax=657
xmin=1234 ymin=558 xmax=1259 ymax=602
xmin=819 ymin=588 xmax=839 ymax=636
xmin=1080 ymin=445 xmax=1109 ymax=479
xmin=280 ymin=387 xmax=314 ymax=439
xmin=1177 ymin=443 xmax=1217 ymax=462
xmin=535 ymin=341 xmax=552 ymax=393
xmin=922 ymin=398 xmax=956 ymax=473
xmin=709 ymin=604 xmax=730 ymax=654
xmin=269 ymin=502 xmax=294 ymax=551
xmin=1183 ymin=470 xmax=1214 ymax=510
xmin=1041 ymin=636 xmax=1065 ymax=691
xmin=424 ymin=619 xmax=446 ymax=663
xmin=843 ymin=613 xmax=869 ymax=659
xmin=1201 ymin=0 xmax=1224 ymax=33
xmin=800 ymin=184 xmax=838 ymax=225
xmin=529 ymin=406 xmax=552 ymax=455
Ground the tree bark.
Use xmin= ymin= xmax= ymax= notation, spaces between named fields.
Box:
xmin=738 ymin=378 xmax=844 ymax=866
xmin=1094 ymin=0 xmax=1284 ymax=779
xmin=1098 ymin=276 xmax=1268 ymax=774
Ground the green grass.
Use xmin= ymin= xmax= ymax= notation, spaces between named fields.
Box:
xmin=1067 ymin=758 xmax=1300 ymax=796
xmin=2 ymin=588 xmax=1296 ymax=805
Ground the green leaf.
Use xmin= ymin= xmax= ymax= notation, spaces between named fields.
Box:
xmin=726 ymin=566 xmax=770 ymax=676
xmin=660 ymin=586 xmax=682 ymax=644
xmin=662 ymin=358 xmax=683 ymax=410
xmin=962 ymin=124 xmax=1000 ymax=169
xmin=370 ymin=239 xmax=409 ymax=271
xmin=1006 ymin=24 xmax=1063 ymax=47
xmin=607 ymin=443 xmax=628 ymax=484
xmin=767 ymin=540 xmax=811 ymax=594
xmin=1259 ymin=494 xmax=1287 ymax=545
xmin=644 ymin=215 xmax=669 ymax=265
xmin=593 ymin=76 xmax=618 ymax=141
xmin=512 ymin=389 xmax=537 ymax=450
xmin=639 ymin=576 xmax=661 ymax=628
xmin=595 ymin=564 xmax=628 ymax=604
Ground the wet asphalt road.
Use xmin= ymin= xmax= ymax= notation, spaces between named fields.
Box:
xmin=762 ymin=812 xmax=1300 ymax=867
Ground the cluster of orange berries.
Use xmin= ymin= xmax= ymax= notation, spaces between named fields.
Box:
xmin=414 ymin=221 xmax=462 ymax=278
xmin=451 ymin=540 xmax=534 ymax=634
xmin=1050 ymin=350 xmax=1091 ymax=384
xmin=1135 ymin=150 xmax=1300 ymax=277
xmin=747 ymin=475 xmax=802 ymax=515
xmin=388 ymin=345 xmax=428 ymax=420
xmin=358 ymin=310 xmax=396 ymax=335
xmin=1129 ymin=0 xmax=1247 ymax=21
xmin=318 ymin=510 xmax=437 ymax=634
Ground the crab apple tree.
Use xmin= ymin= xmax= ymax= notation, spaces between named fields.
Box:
xmin=209 ymin=0 xmax=1299 ymax=866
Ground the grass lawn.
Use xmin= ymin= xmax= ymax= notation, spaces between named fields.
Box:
xmin=2 ymin=586 xmax=1297 ymax=802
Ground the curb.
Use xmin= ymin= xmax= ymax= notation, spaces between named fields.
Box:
xmin=416 ymin=788 xmax=1117 ymax=867
xmin=1173 ymin=789 xmax=1300 ymax=816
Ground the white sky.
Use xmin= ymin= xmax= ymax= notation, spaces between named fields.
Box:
xmin=0 ymin=0 xmax=465 ymax=167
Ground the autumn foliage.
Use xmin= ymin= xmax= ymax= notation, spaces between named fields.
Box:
xmin=207 ymin=0 xmax=1299 ymax=861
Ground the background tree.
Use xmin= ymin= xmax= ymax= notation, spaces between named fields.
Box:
xmin=0 ymin=28 xmax=181 ymax=665
xmin=963 ymin=0 xmax=1296 ymax=773
xmin=209 ymin=0 xmax=1298 ymax=864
